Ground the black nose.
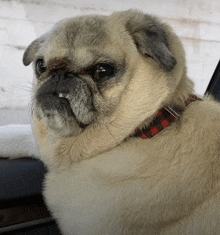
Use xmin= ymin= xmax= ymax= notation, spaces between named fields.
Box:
xmin=54 ymin=69 xmax=77 ymax=83
xmin=52 ymin=70 xmax=79 ymax=97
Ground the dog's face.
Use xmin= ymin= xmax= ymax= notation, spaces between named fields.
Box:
xmin=23 ymin=10 xmax=186 ymax=137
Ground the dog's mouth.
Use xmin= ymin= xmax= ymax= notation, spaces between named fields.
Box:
xmin=35 ymin=70 xmax=96 ymax=129
xmin=35 ymin=90 xmax=92 ymax=129
xmin=57 ymin=92 xmax=89 ymax=129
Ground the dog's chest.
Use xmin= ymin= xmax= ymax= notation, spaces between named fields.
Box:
xmin=44 ymin=145 xmax=145 ymax=204
xmin=43 ymin=158 xmax=138 ymax=234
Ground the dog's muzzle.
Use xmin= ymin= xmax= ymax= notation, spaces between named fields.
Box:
xmin=35 ymin=69 xmax=95 ymax=126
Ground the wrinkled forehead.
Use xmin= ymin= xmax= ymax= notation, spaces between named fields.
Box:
xmin=43 ymin=15 xmax=107 ymax=58
xmin=38 ymin=15 xmax=126 ymax=69
xmin=53 ymin=15 xmax=107 ymax=47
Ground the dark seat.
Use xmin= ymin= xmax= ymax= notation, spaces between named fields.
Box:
xmin=0 ymin=158 xmax=61 ymax=234
xmin=0 ymin=158 xmax=46 ymax=200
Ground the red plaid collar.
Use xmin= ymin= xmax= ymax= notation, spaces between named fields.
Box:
xmin=133 ymin=95 xmax=202 ymax=139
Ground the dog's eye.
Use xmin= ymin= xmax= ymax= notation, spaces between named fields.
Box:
xmin=92 ymin=64 xmax=115 ymax=82
xmin=36 ymin=59 xmax=46 ymax=76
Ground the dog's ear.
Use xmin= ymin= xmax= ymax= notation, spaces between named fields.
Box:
xmin=23 ymin=35 xmax=47 ymax=66
xmin=126 ymin=13 xmax=177 ymax=71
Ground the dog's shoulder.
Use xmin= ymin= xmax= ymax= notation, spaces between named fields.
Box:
xmin=179 ymin=96 xmax=220 ymax=150
xmin=183 ymin=96 xmax=220 ymax=129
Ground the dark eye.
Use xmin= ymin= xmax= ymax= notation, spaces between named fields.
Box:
xmin=91 ymin=64 xmax=115 ymax=82
xmin=36 ymin=59 xmax=46 ymax=76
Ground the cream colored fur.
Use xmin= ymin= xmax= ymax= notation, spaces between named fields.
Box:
xmin=1 ymin=10 xmax=220 ymax=235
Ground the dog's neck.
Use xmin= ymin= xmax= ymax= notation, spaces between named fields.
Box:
xmin=132 ymin=95 xmax=202 ymax=139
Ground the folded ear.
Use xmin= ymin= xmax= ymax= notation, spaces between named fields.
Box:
xmin=23 ymin=35 xmax=47 ymax=66
xmin=126 ymin=13 xmax=177 ymax=72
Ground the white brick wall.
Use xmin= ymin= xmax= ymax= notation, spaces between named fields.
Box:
xmin=0 ymin=0 xmax=219 ymax=110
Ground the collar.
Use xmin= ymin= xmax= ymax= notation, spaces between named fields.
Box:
xmin=133 ymin=95 xmax=202 ymax=139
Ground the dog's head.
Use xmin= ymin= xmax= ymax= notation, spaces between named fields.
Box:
xmin=23 ymin=10 xmax=193 ymax=136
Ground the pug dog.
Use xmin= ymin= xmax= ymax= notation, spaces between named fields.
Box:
xmin=1 ymin=10 xmax=220 ymax=235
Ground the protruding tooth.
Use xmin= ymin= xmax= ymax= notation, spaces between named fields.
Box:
xmin=59 ymin=93 xmax=64 ymax=98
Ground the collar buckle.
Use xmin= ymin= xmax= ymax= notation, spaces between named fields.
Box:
xmin=164 ymin=106 xmax=180 ymax=119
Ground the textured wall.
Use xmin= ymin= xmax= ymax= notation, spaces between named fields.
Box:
xmin=0 ymin=0 xmax=219 ymax=111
